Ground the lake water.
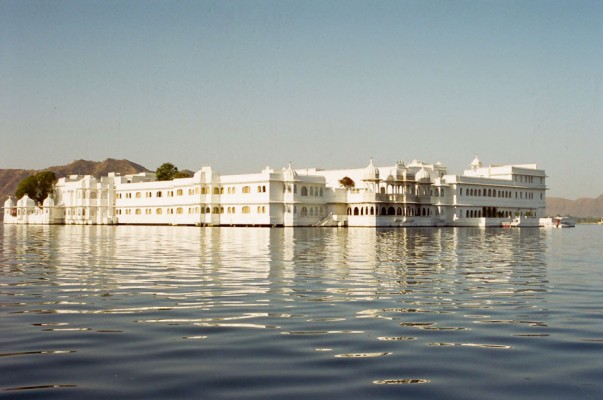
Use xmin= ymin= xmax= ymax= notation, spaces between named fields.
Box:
xmin=1 ymin=225 xmax=602 ymax=399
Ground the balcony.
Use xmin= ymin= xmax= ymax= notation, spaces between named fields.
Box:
xmin=346 ymin=190 xmax=417 ymax=204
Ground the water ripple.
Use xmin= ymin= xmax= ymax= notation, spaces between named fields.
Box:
xmin=1 ymin=225 xmax=602 ymax=400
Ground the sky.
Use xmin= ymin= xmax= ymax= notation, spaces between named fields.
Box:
xmin=1 ymin=0 xmax=601 ymax=199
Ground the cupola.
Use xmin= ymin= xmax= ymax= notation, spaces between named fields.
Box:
xmin=388 ymin=161 xmax=407 ymax=181
xmin=4 ymin=196 xmax=14 ymax=208
xmin=283 ymin=162 xmax=298 ymax=181
xmin=43 ymin=195 xmax=55 ymax=207
xmin=471 ymin=155 xmax=482 ymax=170
xmin=415 ymin=167 xmax=431 ymax=183
xmin=363 ymin=158 xmax=380 ymax=181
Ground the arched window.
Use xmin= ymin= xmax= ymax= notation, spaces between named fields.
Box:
xmin=257 ymin=186 xmax=262 ymax=193
xmin=354 ymin=207 xmax=359 ymax=216
xmin=388 ymin=207 xmax=395 ymax=216
xmin=397 ymin=207 xmax=402 ymax=215
xmin=205 ymin=207 xmax=211 ymax=214
xmin=381 ymin=207 xmax=387 ymax=215
xmin=347 ymin=207 xmax=351 ymax=215
xmin=242 ymin=186 xmax=250 ymax=194
xmin=370 ymin=207 xmax=375 ymax=215
xmin=301 ymin=186 xmax=308 ymax=196
xmin=360 ymin=208 xmax=364 ymax=216
xmin=242 ymin=206 xmax=250 ymax=214
xmin=135 ymin=209 xmax=141 ymax=215
xmin=176 ymin=189 xmax=183 ymax=196
xmin=262 ymin=186 xmax=266 ymax=193
xmin=213 ymin=187 xmax=220 ymax=195
xmin=177 ymin=207 xmax=183 ymax=214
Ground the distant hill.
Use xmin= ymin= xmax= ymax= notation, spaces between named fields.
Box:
xmin=546 ymin=195 xmax=603 ymax=218
xmin=0 ymin=158 xmax=150 ymax=207
xmin=45 ymin=158 xmax=150 ymax=179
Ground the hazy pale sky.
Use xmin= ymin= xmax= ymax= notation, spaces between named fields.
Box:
xmin=1 ymin=0 xmax=601 ymax=199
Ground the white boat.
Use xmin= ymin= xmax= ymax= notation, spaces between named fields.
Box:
xmin=540 ymin=217 xmax=575 ymax=228
xmin=510 ymin=216 xmax=540 ymax=227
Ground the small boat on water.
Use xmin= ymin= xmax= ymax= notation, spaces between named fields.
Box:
xmin=509 ymin=216 xmax=540 ymax=228
xmin=540 ymin=216 xmax=576 ymax=228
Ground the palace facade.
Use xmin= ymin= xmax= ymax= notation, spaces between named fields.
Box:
xmin=3 ymin=156 xmax=547 ymax=227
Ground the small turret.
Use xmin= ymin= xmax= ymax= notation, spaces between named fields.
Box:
xmin=283 ymin=162 xmax=298 ymax=181
xmin=471 ymin=155 xmax=482 ymax=170
xmin=415 ymin=167 xmax=431 ymax=182
xmin=363 ymin=158 xmax=380 ymax=181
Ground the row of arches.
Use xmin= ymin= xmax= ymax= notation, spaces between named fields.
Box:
xmin=300 ymin=186 xmax=323 ymax=197
xmin=115 ymin=205 xmax=269 ymax=216
xmin=385 ymin=184 xmax=435 ymax=196
xmin=461 ymin=188 xmax=513 ymax=198
xmin=463 ymin=208 xmax=513 ymax=218
xmin=347 ymin=206 xmax=432 ymax=217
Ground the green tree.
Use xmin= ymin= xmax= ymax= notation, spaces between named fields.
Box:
xmin=156 ymin=162 xmax=179 ymax=181
xmin=15 ymin=175 xmax=37 ymax=201
xmin=173 ymin=171 xmax=192 ymax=179
xmin=338 ymin=176 xmax=355 ymax=189
xmin=15 ymin=171 xmax=57 ymax=203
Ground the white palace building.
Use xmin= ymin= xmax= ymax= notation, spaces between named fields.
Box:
xmin=3 ymin=156 xmax=548 ymax=227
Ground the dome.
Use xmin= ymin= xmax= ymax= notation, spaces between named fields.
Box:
xmin=388 ymin=161 xmax=406 ymax=181
xmin=471 ymin=155 xmax=482 ymax=169
xmin=363 ymin=158 xmax=380 ymax=181
xmin=17 ymin=194 xmax=36 ymax=207
xmin=283 ymin=162 xmax=298 ymax=181
xmin=43 ymin=195 xmax=54 ymax=207
xmin=415 ymin=168 xmax=431 ymax=182
xmin=4 ymin=196 xmax=14 ymax=208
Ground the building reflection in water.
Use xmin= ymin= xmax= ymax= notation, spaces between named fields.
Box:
xmin=1 ymin=225 xmax=549 ymax=318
